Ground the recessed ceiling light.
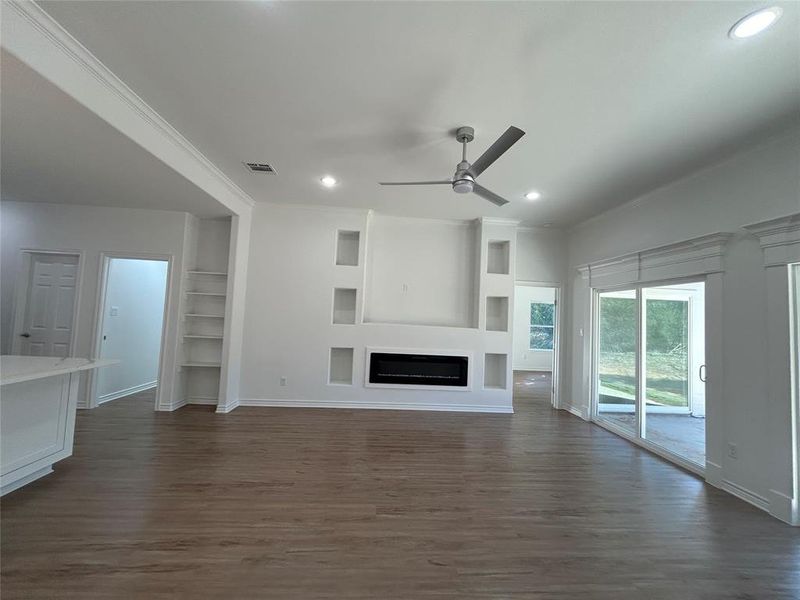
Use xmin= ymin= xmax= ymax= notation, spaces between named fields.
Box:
xmin=729 ymin=6 xmax=782 ymax=39
xmin=320 ymin=175 xmax=338 ymax=187
xmin=525 ymin=190 xmax=542 ymax=201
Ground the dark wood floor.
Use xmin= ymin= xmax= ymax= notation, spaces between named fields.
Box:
xmin=2 ymin=390 xmax=799 ymax=599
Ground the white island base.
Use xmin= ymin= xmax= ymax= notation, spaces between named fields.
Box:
xmin=1 ymin=356 xmax=118 ymax=496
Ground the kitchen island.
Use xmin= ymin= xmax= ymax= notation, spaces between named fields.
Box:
xmin=1 ymin=356 xmax=118 ymax=495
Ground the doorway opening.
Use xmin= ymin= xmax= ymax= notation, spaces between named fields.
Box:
xmin=91 ymin=256 xmax=169 ymax=409
xmin=10 ymin=251 xmax=81 ymax=357
xmin=513 ymin=283 xmax=559 ymax=405
xmin=594 ymin=280 xmax=706 ymax=470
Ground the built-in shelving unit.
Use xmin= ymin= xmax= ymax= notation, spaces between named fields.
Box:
xmin=179 ymin=217 xmax=232 ymax=408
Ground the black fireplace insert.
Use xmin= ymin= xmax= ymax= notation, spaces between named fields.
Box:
xmin=368 ymin=352 xmax=469 ymax=387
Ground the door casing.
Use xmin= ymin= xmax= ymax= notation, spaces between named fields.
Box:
xmin=88 ymin=251 xmax=174 ymax=411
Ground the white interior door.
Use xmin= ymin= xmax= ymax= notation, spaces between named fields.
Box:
xmin=17 ymin=254 xmax=79 ymax=357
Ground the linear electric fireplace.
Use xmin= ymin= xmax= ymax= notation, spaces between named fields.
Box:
xmin=367 ymin=351 xmax=469 ymax=388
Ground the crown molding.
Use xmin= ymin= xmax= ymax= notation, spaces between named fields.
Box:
xmin=2 ymin=1 xmax=255 ymax=215
xmin=743 ymin=212 xmax=800 ymax=267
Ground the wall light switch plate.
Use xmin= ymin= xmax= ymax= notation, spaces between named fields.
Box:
xmin=110 ymin=306 xmax=119 ymax=316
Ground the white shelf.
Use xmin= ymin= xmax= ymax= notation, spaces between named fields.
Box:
xmin=187 ymin=270 xmax=227 ymax=276
xmin=185 ymin=313 xmax=225 ymax=319
xmin=186 ymin=291 xmax=227 ymax=297
xmin=182 ymin=361 xmax=221 ymax=368
xmin=183 ymin=334 xmax=224 ymax=340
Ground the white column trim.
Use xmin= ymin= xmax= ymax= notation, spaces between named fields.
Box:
xmin=743 ymin=212 xmax=800 ymax=525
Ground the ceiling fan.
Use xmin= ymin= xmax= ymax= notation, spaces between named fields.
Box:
xmin=379 ymin=125 xmax=525 ymax=206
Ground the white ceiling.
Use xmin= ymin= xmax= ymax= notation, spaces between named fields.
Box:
xmin=23 ymin=2 xmax=800 ymax=225
xmin=0 ymin=50 xmax=231 ymax=217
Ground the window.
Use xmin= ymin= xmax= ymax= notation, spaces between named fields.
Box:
xmin=529 ymin=302 xmax=554 ymax=350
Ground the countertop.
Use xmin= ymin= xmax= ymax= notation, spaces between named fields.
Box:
xmin=1 ymin=356 xmax=120 ymax=386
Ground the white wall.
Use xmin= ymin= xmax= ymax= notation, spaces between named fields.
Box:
xmin=239 ymin=205 xmax=515 ymax=412
xmin=563 ymin=127 xmax=800 ymax=519
xmin=96 ymin=258 xmax=168 ymax=401
xmin=365 ymin=216 xmax=476 ymax=328
xmin=0 ymin=200 xmax=189 ymax=408
xmin=512 ymin=285 xmax=555 ymax=371
xmin=516 ymin=227 xmax=567 ymax=283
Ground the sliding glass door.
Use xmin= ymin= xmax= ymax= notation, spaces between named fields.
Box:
xmin=597 ymin=289 xmax=638 ymax=434
xmin=595 ymin=281 xmax=706 ymax=468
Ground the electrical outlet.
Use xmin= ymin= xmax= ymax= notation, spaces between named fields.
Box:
xmin=728 ymin=443 xmax=738 ymax=459
xmin=280 ymin=376 xmax=287 ymax=387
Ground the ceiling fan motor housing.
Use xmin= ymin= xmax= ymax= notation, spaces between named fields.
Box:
xmin=452 ymin=162 xmax=474 ymax=193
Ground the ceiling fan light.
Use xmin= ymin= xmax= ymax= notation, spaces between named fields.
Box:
xmin=453 ymin=179 xmax=474 ymax=194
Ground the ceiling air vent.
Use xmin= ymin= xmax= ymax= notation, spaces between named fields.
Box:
xmin=244 ymin=162 xmax=276 ymax=174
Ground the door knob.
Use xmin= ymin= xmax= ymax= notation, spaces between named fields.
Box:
xmin=20 ymin=333 xmax=31 ymax=338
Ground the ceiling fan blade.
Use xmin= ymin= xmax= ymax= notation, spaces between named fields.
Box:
xmin=468 ymin=126 xmax=525 ymax=178
xmin=379 ymin=180 xmax=451 ymax=186
xmin=473 ymin=183 xmax=510 ymax=207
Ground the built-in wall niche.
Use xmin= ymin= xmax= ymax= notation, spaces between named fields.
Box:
xmin=332 ymin=288 xmax=357 ymax=324
xmin=329 ymin=347 xmax=354 ymax=385
xmin=485 ymin=296 xmax=509 ymax=332
xmin=363 ymin=215 xmax=478 ymax=328
xmin=483 ymin=353 xmax=508 ymax=389
xmin=487 ymin=240 xmax=510 ymax=275
xmin=335 ymin=230 xmax=360 ymax=266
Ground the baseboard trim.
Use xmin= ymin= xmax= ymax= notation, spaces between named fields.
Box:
xmin=767 ymin=489 xmax=799 ymax=526
xmin=161 ymin=398 xmax=186 ymax=412
xmin=216 ymin=399 xmax=240 ymax=414
xmin=238 ymin=398 xmax=514 ymax=413
xmin=719 ymin=479 xmax=770 ymax=513
xmin=561 ymin=404 xmax=588 ymax=420
xmin=98 ymin=381 xmax=157 ymax=404
xmin=1 ymin=466 xmax=53 ymax=496
xmin=186 ymin=397 xmax=219 ymax=405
